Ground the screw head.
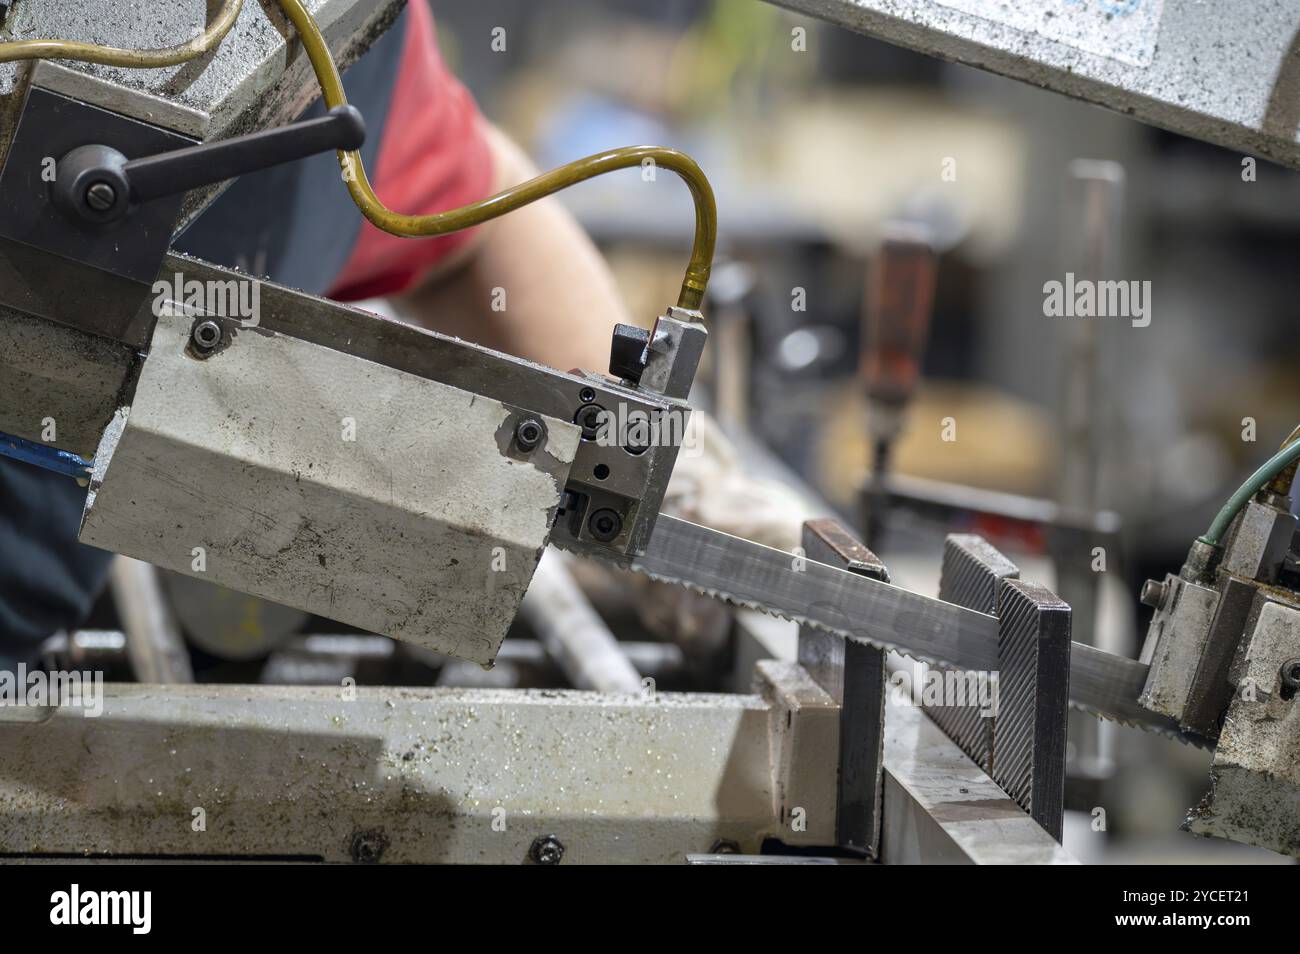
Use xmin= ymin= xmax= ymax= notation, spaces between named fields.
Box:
xmin=1139 ymin=579 xmax=1168 ymax=610
xmin=587 ymin=508 xmax=622 ymax=543
xmin=84 ymin=181 xmax=117 ymax=212
xmin=529 ymin=834 xmax=564 ymax=865
xmin=579 ymin=386 xmax=596 ymax=403
xmin=515 ymin=417 xmax=544 ymax=450
xmin=573 ymin=403 xmax=605 ymax=441
xmin=349 ymin=829 xmax=389 ymax=864
xmin=1281 ymin=658 xmax=1300 ymax=692
xmin=191 ymin=319 xmax=223 ymax=352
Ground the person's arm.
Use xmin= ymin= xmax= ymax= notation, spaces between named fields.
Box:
xmin=387 ymin=123 xmax=634 ymax=375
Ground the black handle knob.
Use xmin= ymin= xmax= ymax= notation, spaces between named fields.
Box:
xmin=51 ymin=105 xmax=366 ymax=225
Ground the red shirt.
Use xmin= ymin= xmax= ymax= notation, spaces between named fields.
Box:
xmin=327 ymin=0 xmax=493 ymax=301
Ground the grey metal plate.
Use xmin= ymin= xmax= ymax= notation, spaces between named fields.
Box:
xmin=769 ymin=0 xmax=1300 ymax=170
xmin=924 ymin=536 xmax=1069 ymax=840
xmin=0 ymin=300 xmax=135 ymax=457
xmin=0 ymin=679 xmax=1071 ymax=863
xmin=991 ymin=578 xmax=1071 ymax=841
xmin=0 ymin=684 xmax=777 ymax=863
xmin=80 ymin=310 xmax=581 ymax=665
xmin=927 ymin=534 xmax=1020 ymax=788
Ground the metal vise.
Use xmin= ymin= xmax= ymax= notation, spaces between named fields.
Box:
xmin=0 ymin=0 xmax=705 ymax=665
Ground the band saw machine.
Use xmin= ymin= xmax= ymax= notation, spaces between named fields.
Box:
xmin=0 ymin=0 xmax=1296 ymax=863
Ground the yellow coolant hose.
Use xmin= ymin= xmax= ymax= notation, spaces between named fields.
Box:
xmin=0 ymin=0 xmax=244 ymax=68
xmin=273 ymin=0 xmax=715 ymax=309
xmin=0 ymin=0 xmax=717 ymax=309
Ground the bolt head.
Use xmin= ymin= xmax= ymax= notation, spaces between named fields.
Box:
xmin=84 ymin=181 xmax=117 ymax=212
xmin=587 ymin=508 xmax=622 ymax=543
xmin=515 ymin=417 xmax=544 ymax=451
xmin=529 ymin=835 xmax=564 ymax=865
xmin=1139 ymin=579 xmax=1168 ymax=609
xmin=1281 ymin=658 xmax=1300 ymax=691
xmin=191 ymin=319 xmax=222 ymax=352
xmin=574 ymin=403 xmax=605 ymax=441
xmin=349 ymin=829 xmax=389 ymax=864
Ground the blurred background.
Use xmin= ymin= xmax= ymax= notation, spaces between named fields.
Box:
xmin=426 ymin=0 xmax=1300 ymax=863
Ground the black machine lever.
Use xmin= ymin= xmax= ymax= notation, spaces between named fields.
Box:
xmin=51 ymin=104 xmax=366 ymax=225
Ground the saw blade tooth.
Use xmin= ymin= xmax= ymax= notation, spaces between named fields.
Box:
xmin=1067 ymin=700 xmax=1210 ymax=748
xmin=630 ymin=562 xmax=959 ymax=669
xmin=556 ymin=522 xmax=1206 ymax=747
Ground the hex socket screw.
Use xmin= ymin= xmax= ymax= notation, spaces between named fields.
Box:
xmin=515 ymin=417 xmax=545 ymax=451
xmin=191 ymin=319 xmax=222 ymax=353
xmin=1281 ymin=658 xmax=1300 ymax=693
xmin=574 ymin=404 xmax=605 ymax=440
xmin=587 ymin=508 xmax=622 ymax=543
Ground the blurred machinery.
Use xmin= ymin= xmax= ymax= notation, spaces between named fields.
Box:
xmin=860 ymin=222 xmax=937 ymax=550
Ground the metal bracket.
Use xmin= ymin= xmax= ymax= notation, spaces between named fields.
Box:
xmin=795 ymin=518 xmax=888 ymax=858
xmin=0 ymin=86 xmax=194 ymax=337
xmin=928 ymin=534 xmax=1071 ymax=841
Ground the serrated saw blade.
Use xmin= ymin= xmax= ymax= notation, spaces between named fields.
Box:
xmin=565 ymin=514 xmax=1207 ymax=747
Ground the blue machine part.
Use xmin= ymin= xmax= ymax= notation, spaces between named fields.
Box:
xmin=0 ymin=431 xmax=92 ymax=479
